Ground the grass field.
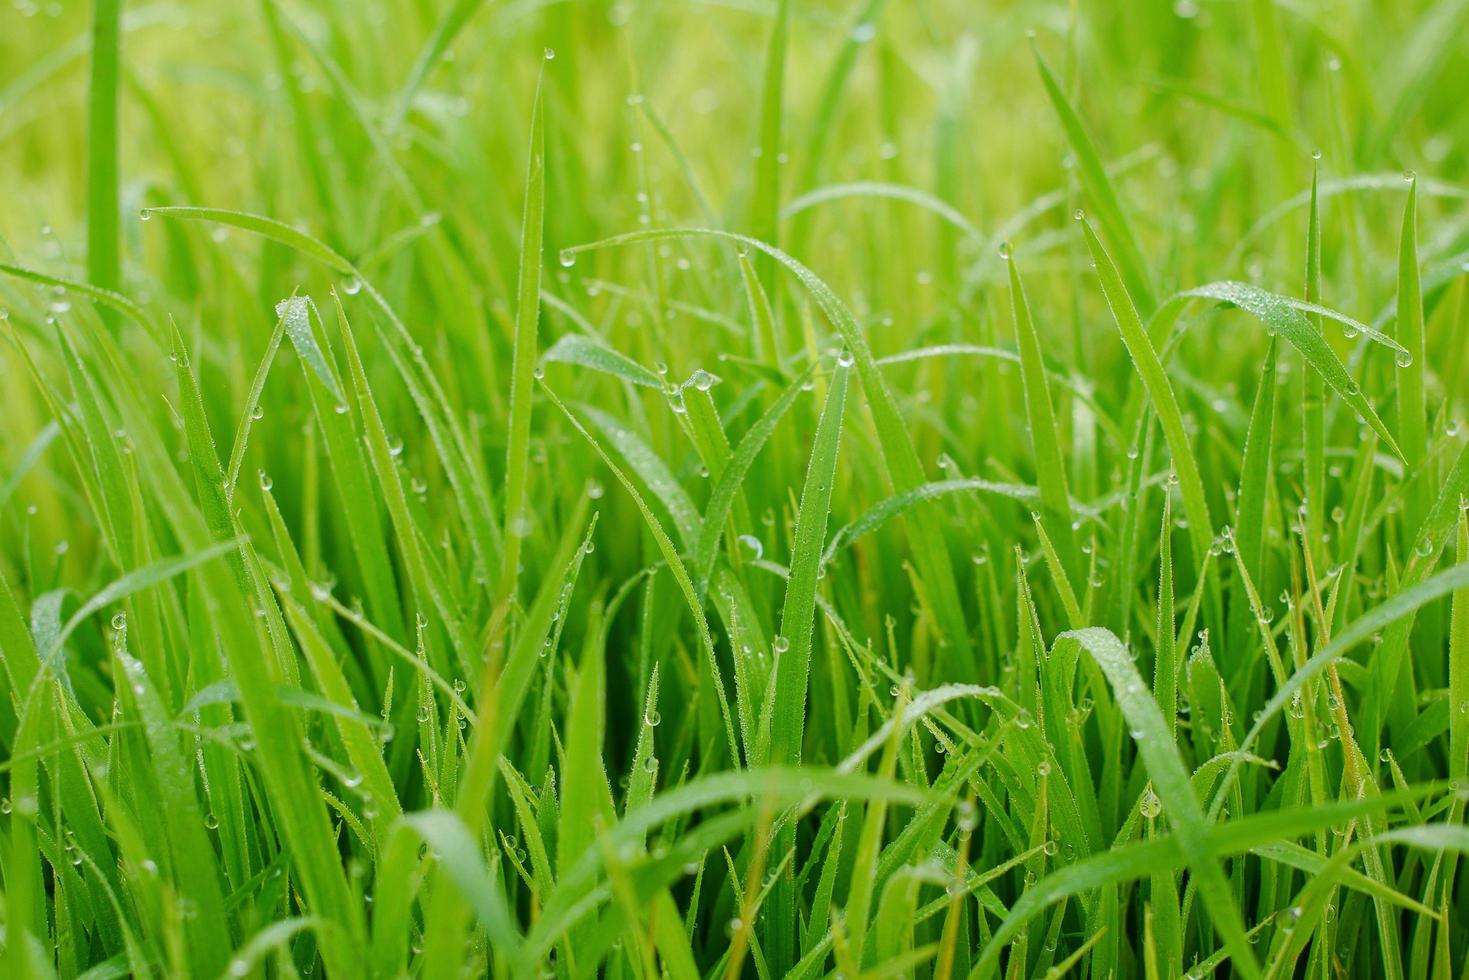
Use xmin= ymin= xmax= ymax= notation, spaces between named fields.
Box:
xmin=2 ymin=0 xmax=1469 ymax=977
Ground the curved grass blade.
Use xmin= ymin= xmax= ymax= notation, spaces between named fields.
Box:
xmin=141 ymin=206 xmax=353 ymax=273
xmin=782 ymin=181 xmax=982 ymax=242
xmin=1160 ymin=281 xmax=1404 ymax=460
xmin=0 ymin=263 xmax=158 ymax=341
xmin=540 ymin=333 xmax=663 ymax=389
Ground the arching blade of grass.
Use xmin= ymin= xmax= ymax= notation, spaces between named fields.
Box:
xmin=46 ymin=540 xmax=239 ymax=661
xmin=541 ymin=333 xmax=663 ymax=388
xmin=971 ymin=792 xmax=1423 ymax=978
xmin=1057 ymin=627 xmax=1261 ymax=978
xmin=1079 ymin=220 xmax=1213 ymax=571
xmin=578 ymin=402 xmax=702 ymax=550
xmin=1157 ymin=281 xmax=1403 ymax=460
xmin=770 ymin=359 xmax=848 ymax=766
xmin=500 ymin=70 xmax=546 ymax=601
xmin=1033 ymin=45 xmax=1155 ymax=314
xmin=86 ymin=0 xmax=121 ymax=331
xmin=142 ymin=206 xmax=353 ymax=272
xmin=0 ymin=263 xmax=159 ymax=342
xmin=821 ymin=478 xmax=1041 ymax=567
xmin=783 ymin=181 xmax=983 ymax=244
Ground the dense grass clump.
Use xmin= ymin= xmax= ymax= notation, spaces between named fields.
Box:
xmin=4 ymin=1 xmax=1469 ymax=977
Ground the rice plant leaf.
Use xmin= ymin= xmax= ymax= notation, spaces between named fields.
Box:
xmin=1164 ymin=280 xmax=1404 ymax=461
xmin=1080 ymin=219 xmax=1213 ymax=566
xmin=770 ymin=360 xmax=847 ymax=765
xmin=143 ymin=206 xmax=354 ymax=273
xmin=1008 ymin=253 xmax=1075 ymax=556
xmin=500 ymin=73 xmax=546 ymax=596
xmin=1033 ymin=45 xmax=1154 ymax=313
xmin=86 ymin=0 xmax=121 ymax=328
xmin=541 ymin=333 xmax=663 ymax=389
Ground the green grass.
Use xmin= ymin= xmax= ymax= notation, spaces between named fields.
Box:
xmin=2 ymin=1 xmax=1469 ymax=977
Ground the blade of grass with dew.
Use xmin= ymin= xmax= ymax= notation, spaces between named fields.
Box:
xmin=770 ymin=359 xmax=848 ymax=765
xmin=540 ymin=333 xmax=664 ymax=388
xmin=1058 ymin=627 xmax=1260 ymax=978
xmin=1156 ymin=281 xmax=1403 ymax=458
